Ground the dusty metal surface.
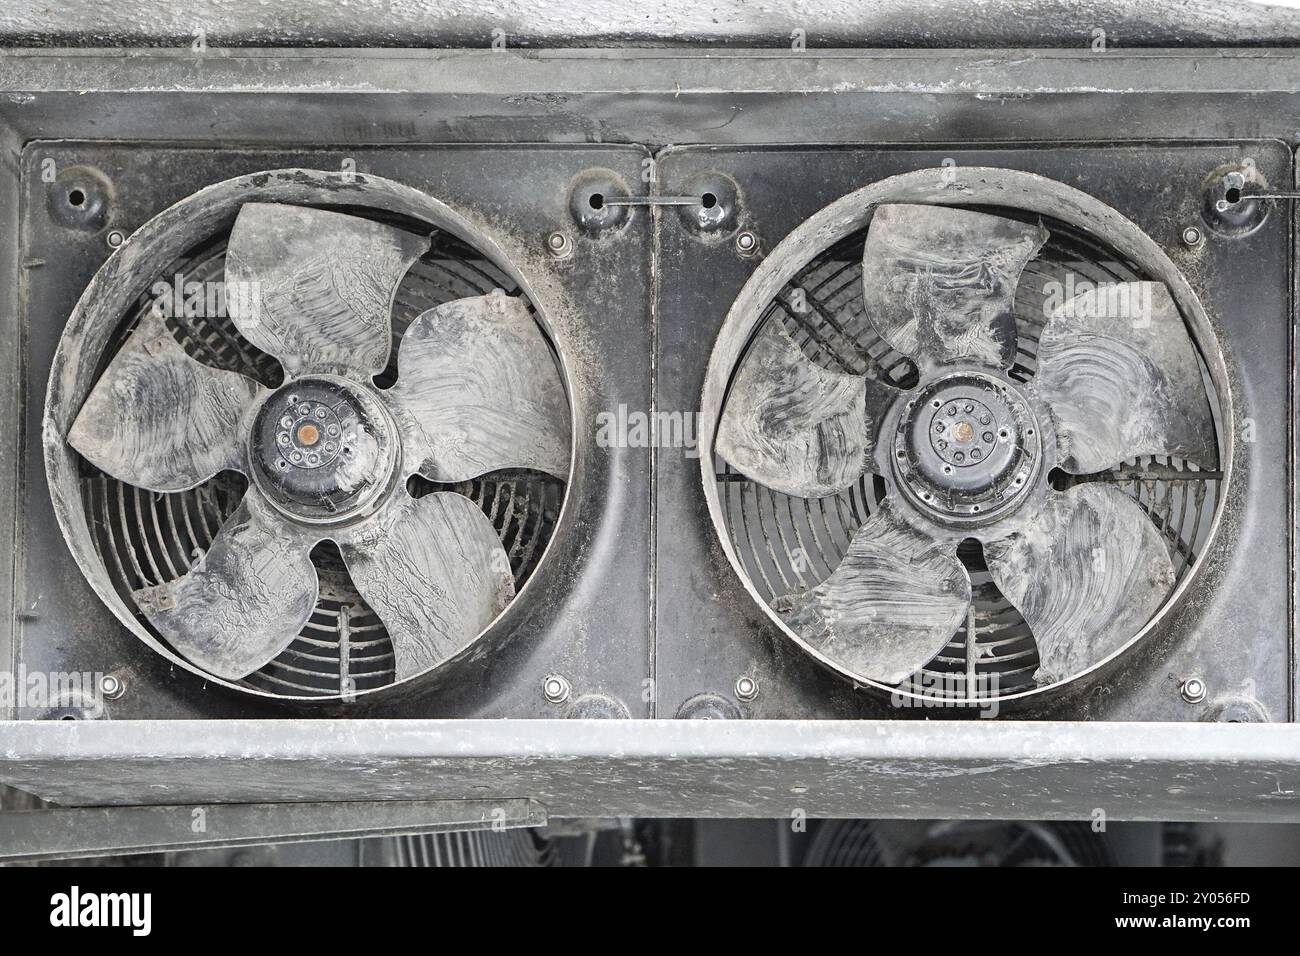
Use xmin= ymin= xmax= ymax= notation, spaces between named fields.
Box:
xmin=15 ymin=144 xmax=653 ymax=717
xmin=0 ymin=0 xmax=1296 ymax=48
xmin=4 ymin=719 xmax=1300 ymax=822
xmin=660 ymin=143 xmax=1288 ymax=721
xmin=0 ymin=48 xmax=1294 ymax=820
xmin=0 ymin=797 xmax=546 ymax=862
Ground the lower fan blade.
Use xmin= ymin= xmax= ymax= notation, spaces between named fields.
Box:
xmin=775 ymin=503 xmax=971 ymax=684
xmin=1035 ymin=282 xmax=1218 ymax=473
xmin=133 ymin=494 xmax=317 ymax=680
xmin=716 ymin=322 xmax=895 ymax=498
xmin=389 ymin=292 xmax=570 ymax=482
xmin=341 ymin=492 xmax=515 ymax=681
xmin=68 ymin=309 xmax=264 ymax=492
xmin=983 ymin=483 xmax=1175 ymax=685
xmin=225 ymin=203 xmax=427 ymax=377
xmin=861 ymin=203 xmax=1047 ymax=371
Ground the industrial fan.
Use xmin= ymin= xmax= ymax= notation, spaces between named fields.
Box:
xmin=63 ymin=200 xmax=570 ymax=684
xmin=712 ymin=191 xmax=1220 ymax=691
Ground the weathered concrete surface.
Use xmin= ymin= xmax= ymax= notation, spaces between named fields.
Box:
xmin=0 ymin=0 xmax=1298 ymax=48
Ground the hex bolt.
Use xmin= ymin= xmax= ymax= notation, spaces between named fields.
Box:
xmin=1181 ymin=225 xmax=1204 ymax=247
xmin=734 ymin=675 xmax=759 ymax=701
xmin=543 ymin=674 xmax=571 ymax=704
xmin=735 ymin=231 xmax=759 ymax=256
xmin=545 ymin=230 xmax=574 ymax=260
xmin=106 ymin=229 xmax=125 ymax=249
xmin=1180 ymin=676 xmax=1207 ymax=704
xmin=99 ymin=674 xmax=125 ymax=700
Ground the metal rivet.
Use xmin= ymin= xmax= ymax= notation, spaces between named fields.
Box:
xmin=99 ymin=674 xmax=125 ymax=699
xmin=735 ymin=231 xmax=759 ymax=256
xmin=1181 ymin=225 xmax=1204 ymax=247
xmin=1180 ymin=676 xmax=1207 ymax=704
xmin=106 ymin=229 xmax=125 ymax=249
xmin=543 ymin=674 xmax=571 ymax=704
xmin=735 ymin=676 xmax=758 ymax=701
xmin=545 ymin=230 xmax=574 ymax=259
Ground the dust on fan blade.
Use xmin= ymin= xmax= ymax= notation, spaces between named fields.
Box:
xmin=340 ymin=493 xmax=515 ymax=681
xmin=775 ymin=503 xmax=972 ymax=685
xmin=861 ymin=204 xmax=1047 ymax=371
xmin=1034 ymin=281 xmax=1218 ymax=473
xmin=133 ymin=495 xmax=320 ymax=681
xmin=715 ymin=321 xmax=896 ymax=498
xmin=67 ymin=308 xmax=265 ymax=493
xmin=389 ymin=291 xmax=570 ymax=483
xmin=225 ymin=203 xmax=428 ymax=377
xmin=983 ymin=483 xmax=1175 ymax=684
xmin=68 ymin=202 xmax=549 ymax=686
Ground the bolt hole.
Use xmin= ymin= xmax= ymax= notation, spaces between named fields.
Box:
xmin=67 ymin=188 xmax=85 ymax=207
xmin=59 ymin=713 xmax=78 ymax=721
xmin=588 ymin=193 xmax=605 ymax=210
xmin=701 ymin=192 xmax=718 ymax=209
xmin=1225 ymin=186 xmax=1242 ymax=204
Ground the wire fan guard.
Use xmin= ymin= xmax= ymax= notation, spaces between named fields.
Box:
xmin=78 ymin=225 xmax=564 ymax=697
xmin=714 ymin=206 xmax=1222 ymax=702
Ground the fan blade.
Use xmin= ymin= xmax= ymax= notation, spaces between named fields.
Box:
xmin=716 ymin=322 xmax=896 ymax=498
xmin=388 ymin=292 xmax=570 ymax=482
xmin=862 ymin=204 xmax=1047 ymax=371
xmin=1035 ymin=282 xmax=1218 ymax=473
xmin=341 ymin=492 xmax=515 ymax=681
xmin=133 ymin=495 xmax=317 ymax=680
xmin=67 ymin=308 xmax=263 ymax=492
xmin=983 ymin=483 xmax=1174 ymax=685
xmin=775 ymin=503 xmax=971 ymax=685
xmin=225 ymin=203 xmax=427 ymax=377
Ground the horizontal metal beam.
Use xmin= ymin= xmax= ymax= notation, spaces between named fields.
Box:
xmin=3 ymin=719 xmax=1300 ymax=822
xmin=3 ymin=47 xmax=1300 ymax=95
xmin=0 ymin=798 xmax=547 ymax=863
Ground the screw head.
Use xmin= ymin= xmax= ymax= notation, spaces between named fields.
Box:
xmin=543 ymin=674 xmax=571 ymax=704
xmin=735 ymin=231 xmax=758 ymax=256
xmin=1180 ymin=676 xmax=1207 ymax=704
xmin=544 ymin=230 xmax=573 ymax=259
xmin=99 ymin=674 xmax=125 ymax=700
xmin=106 ymin=229 xmax=125 ymax=249
xmin=1181 ymin=225 xmax=1204 ymax=247
xmin=734 ymin=675 xmax=758 ymax=701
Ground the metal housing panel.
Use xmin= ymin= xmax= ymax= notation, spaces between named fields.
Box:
xmin=0 ymin=49 xmax=1296 ymax=818
xmin=655 ymin=143 xmax=1290 ymax=722
xmin=15 ymin=143 xmax=654 ymax=719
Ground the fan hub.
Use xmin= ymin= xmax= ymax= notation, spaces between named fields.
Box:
xmin=249 ymin=376 xmax=399 ymax=525
xmin=892 ymin=372 xmax=1043 ymax=525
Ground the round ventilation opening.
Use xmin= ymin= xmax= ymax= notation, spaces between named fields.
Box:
xmin=703 ymin=167 xmax=1228 ymax=706
xmin=46 ymin=170 xmax=572 ymax=701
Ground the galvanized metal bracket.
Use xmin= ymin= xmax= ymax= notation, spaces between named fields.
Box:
xmin=0 ymin=797 xmax=548 ymax=863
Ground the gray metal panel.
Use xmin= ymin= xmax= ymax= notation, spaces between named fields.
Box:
xmin=16 ymin=143 xmax=654 ymax=719
xmin=7 ymin=50 xmax=1300 ymax=150
xmin=3 ymin=719 xmax=1300 ymax=822
xmin=655 ymin=142 xmax=1290 ymax=722
xmin=0 ymin=48 xmax=1296 ymax=819
xmin=0 ymin=798 xmax=546 ymax=863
